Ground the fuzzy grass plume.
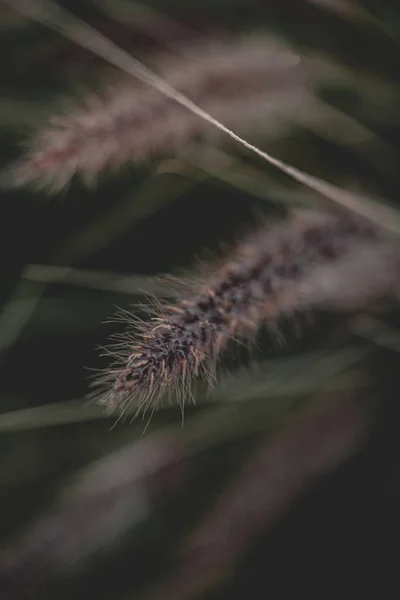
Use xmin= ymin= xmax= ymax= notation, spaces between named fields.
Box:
xmin=11 ymin=34 xmax=309 ymax=191
xmin=92 ymin=209 xmax=400 ymax=420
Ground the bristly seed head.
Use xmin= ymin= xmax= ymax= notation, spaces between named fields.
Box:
xmin=91 ymin=209 xmax=400 ymax=423
xmin=10 ymin=34 xmax=310 ymax=192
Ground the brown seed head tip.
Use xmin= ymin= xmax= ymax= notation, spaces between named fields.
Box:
xmin=92 ymin=313 xmax=211 ymax=419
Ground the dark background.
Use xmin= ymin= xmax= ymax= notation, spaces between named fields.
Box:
xmin=1 ymin=1 xmax=400 ymax=598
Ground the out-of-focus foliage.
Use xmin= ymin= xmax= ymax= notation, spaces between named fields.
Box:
xmin=0 ymin=1 xmax=400 ymax=599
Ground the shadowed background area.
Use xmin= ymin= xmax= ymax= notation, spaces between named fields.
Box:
xmin=0 ymin=1 xmax=400 ymax=598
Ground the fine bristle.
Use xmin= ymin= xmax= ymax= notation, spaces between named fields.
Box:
xmin=91 ymin=210 xmax=400 ymax=419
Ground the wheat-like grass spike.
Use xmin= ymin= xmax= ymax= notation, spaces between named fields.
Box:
xmin=90 ymin=209 xmax=400 ymax=420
